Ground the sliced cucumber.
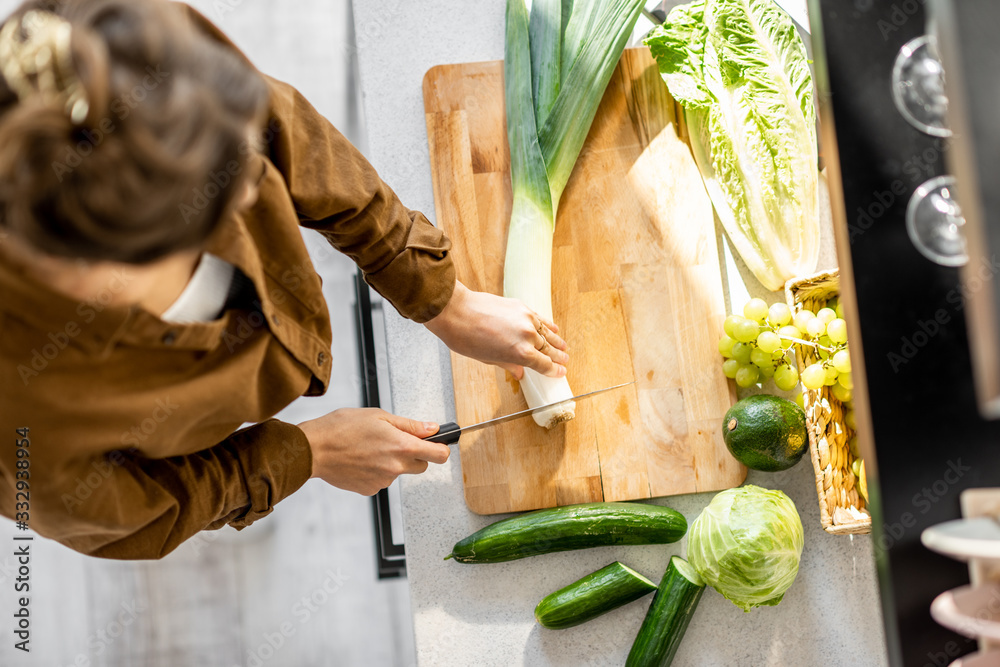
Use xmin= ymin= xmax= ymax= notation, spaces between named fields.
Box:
xmin=626 ymin=556 xmax=705 ymax=667
xmin=534 ymin=561 xmax=657 ymax=629
xmin=445 ymin=502 xmax=687 ymax=564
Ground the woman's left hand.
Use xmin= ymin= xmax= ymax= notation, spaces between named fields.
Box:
xmin=425 ymin=281 xmax=569 ymax=380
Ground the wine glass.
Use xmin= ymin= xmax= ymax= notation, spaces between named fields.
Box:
xmin=891 ymin=35 xmax=951 ymax=138
xmin=906 ymin=175 xmax=968 ymax=267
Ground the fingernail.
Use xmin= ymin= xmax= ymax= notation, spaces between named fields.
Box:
xmin=557 ymin=366 xmax=567 ymax=378
xmin=424 ymin=422 xmax=437 ymax=432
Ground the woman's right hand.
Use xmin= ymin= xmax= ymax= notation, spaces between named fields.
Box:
xmin=298 ymin=408 xmax=450 ymax=495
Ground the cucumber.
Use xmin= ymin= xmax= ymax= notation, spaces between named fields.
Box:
xmin=445 ymin=502 xmax=687 ymax=564
xmin=534 ymin=561 xmax=657 ymax=629
xmin=626 ymin=556 xmax=705 ymax=667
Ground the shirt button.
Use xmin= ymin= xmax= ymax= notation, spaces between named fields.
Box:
xmin=317 ymin=351 xmax=327 ymax=365
xmin=162 ymin=331 xmax=178 ymax=345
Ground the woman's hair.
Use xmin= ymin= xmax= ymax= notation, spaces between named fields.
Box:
xmin=0 ymin=0 xmax=270 ymax=264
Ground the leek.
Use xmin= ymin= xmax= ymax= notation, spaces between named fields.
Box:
xmin=503 ymin=0 xmax=645 ymax=427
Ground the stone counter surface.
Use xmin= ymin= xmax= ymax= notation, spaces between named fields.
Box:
xmin=350 ymin=1 xmax=888 ymax=664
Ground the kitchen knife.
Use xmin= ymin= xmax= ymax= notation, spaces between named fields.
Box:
xmin=423 ymin=381 xmax=635 ymax=445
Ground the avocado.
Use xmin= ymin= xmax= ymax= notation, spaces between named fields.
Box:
xmin=723 ymin=395 xmax=808 ymax=472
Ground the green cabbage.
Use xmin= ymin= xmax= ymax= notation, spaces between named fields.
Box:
xmin=687 ymin=485 xmax=804 ymax=611
xmin=645 ymin=0 xmax=819 ymax=291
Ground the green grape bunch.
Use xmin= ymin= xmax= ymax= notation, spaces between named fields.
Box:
xmin=718 ymin=297 xmax=854 ymax=399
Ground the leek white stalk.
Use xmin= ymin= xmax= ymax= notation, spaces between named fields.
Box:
xmin=503 ymin=0 xmax=645 ymax=427
xmin=504 ymin=198 xmax=568 ymax=428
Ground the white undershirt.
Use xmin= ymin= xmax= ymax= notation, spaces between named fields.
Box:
xmin=160 ymin=253 xmax=236 ymax=324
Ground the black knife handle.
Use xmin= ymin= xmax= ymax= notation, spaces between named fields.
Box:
xmin=424 ymin=422 xmax=460 ymax=445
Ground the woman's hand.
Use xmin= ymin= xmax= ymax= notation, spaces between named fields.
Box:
xmin=424 ymin=280 xmax=569 ymax=380
xmin=299 ymin=408 xmax=450 ymax=495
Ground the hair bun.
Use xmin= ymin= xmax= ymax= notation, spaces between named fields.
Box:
xmin=0 ymin=10 xmax=106 ymax=125
xmin=0 ymin=0 xmax=270 ymax=264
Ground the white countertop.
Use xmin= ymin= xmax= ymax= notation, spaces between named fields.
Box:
xmin=351 ymin=1 xmax=889 ymax=665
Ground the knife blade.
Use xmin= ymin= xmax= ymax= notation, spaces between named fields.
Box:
xmin=423 ymin=381 xmax=635 ymax=446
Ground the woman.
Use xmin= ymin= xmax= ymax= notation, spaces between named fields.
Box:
xmin=0 ymin=0 xmax=569 ymax=559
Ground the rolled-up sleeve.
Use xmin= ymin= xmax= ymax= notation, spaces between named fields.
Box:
xmin=0 ymin=419 xmax=312 ymax=560
xmin=264 ymin=76 xmax=456 ymax=323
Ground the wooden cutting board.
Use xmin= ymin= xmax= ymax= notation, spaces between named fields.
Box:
xmin=423 ymin=47 xmax=746 ymax=515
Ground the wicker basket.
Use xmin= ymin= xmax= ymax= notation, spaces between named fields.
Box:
xmin=784 ymin=269 xmax=871 ymax=535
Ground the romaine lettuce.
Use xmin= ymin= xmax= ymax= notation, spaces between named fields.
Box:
xmin=646 ymin=0 xmax=819 ymax=291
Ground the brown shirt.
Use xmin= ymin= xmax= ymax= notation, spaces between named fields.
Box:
xmin=0 ymin=14 xmax=455 ymax=559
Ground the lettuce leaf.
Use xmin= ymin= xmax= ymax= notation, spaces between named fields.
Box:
xmin=645 ymin=0 xmax=819 ymax=291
